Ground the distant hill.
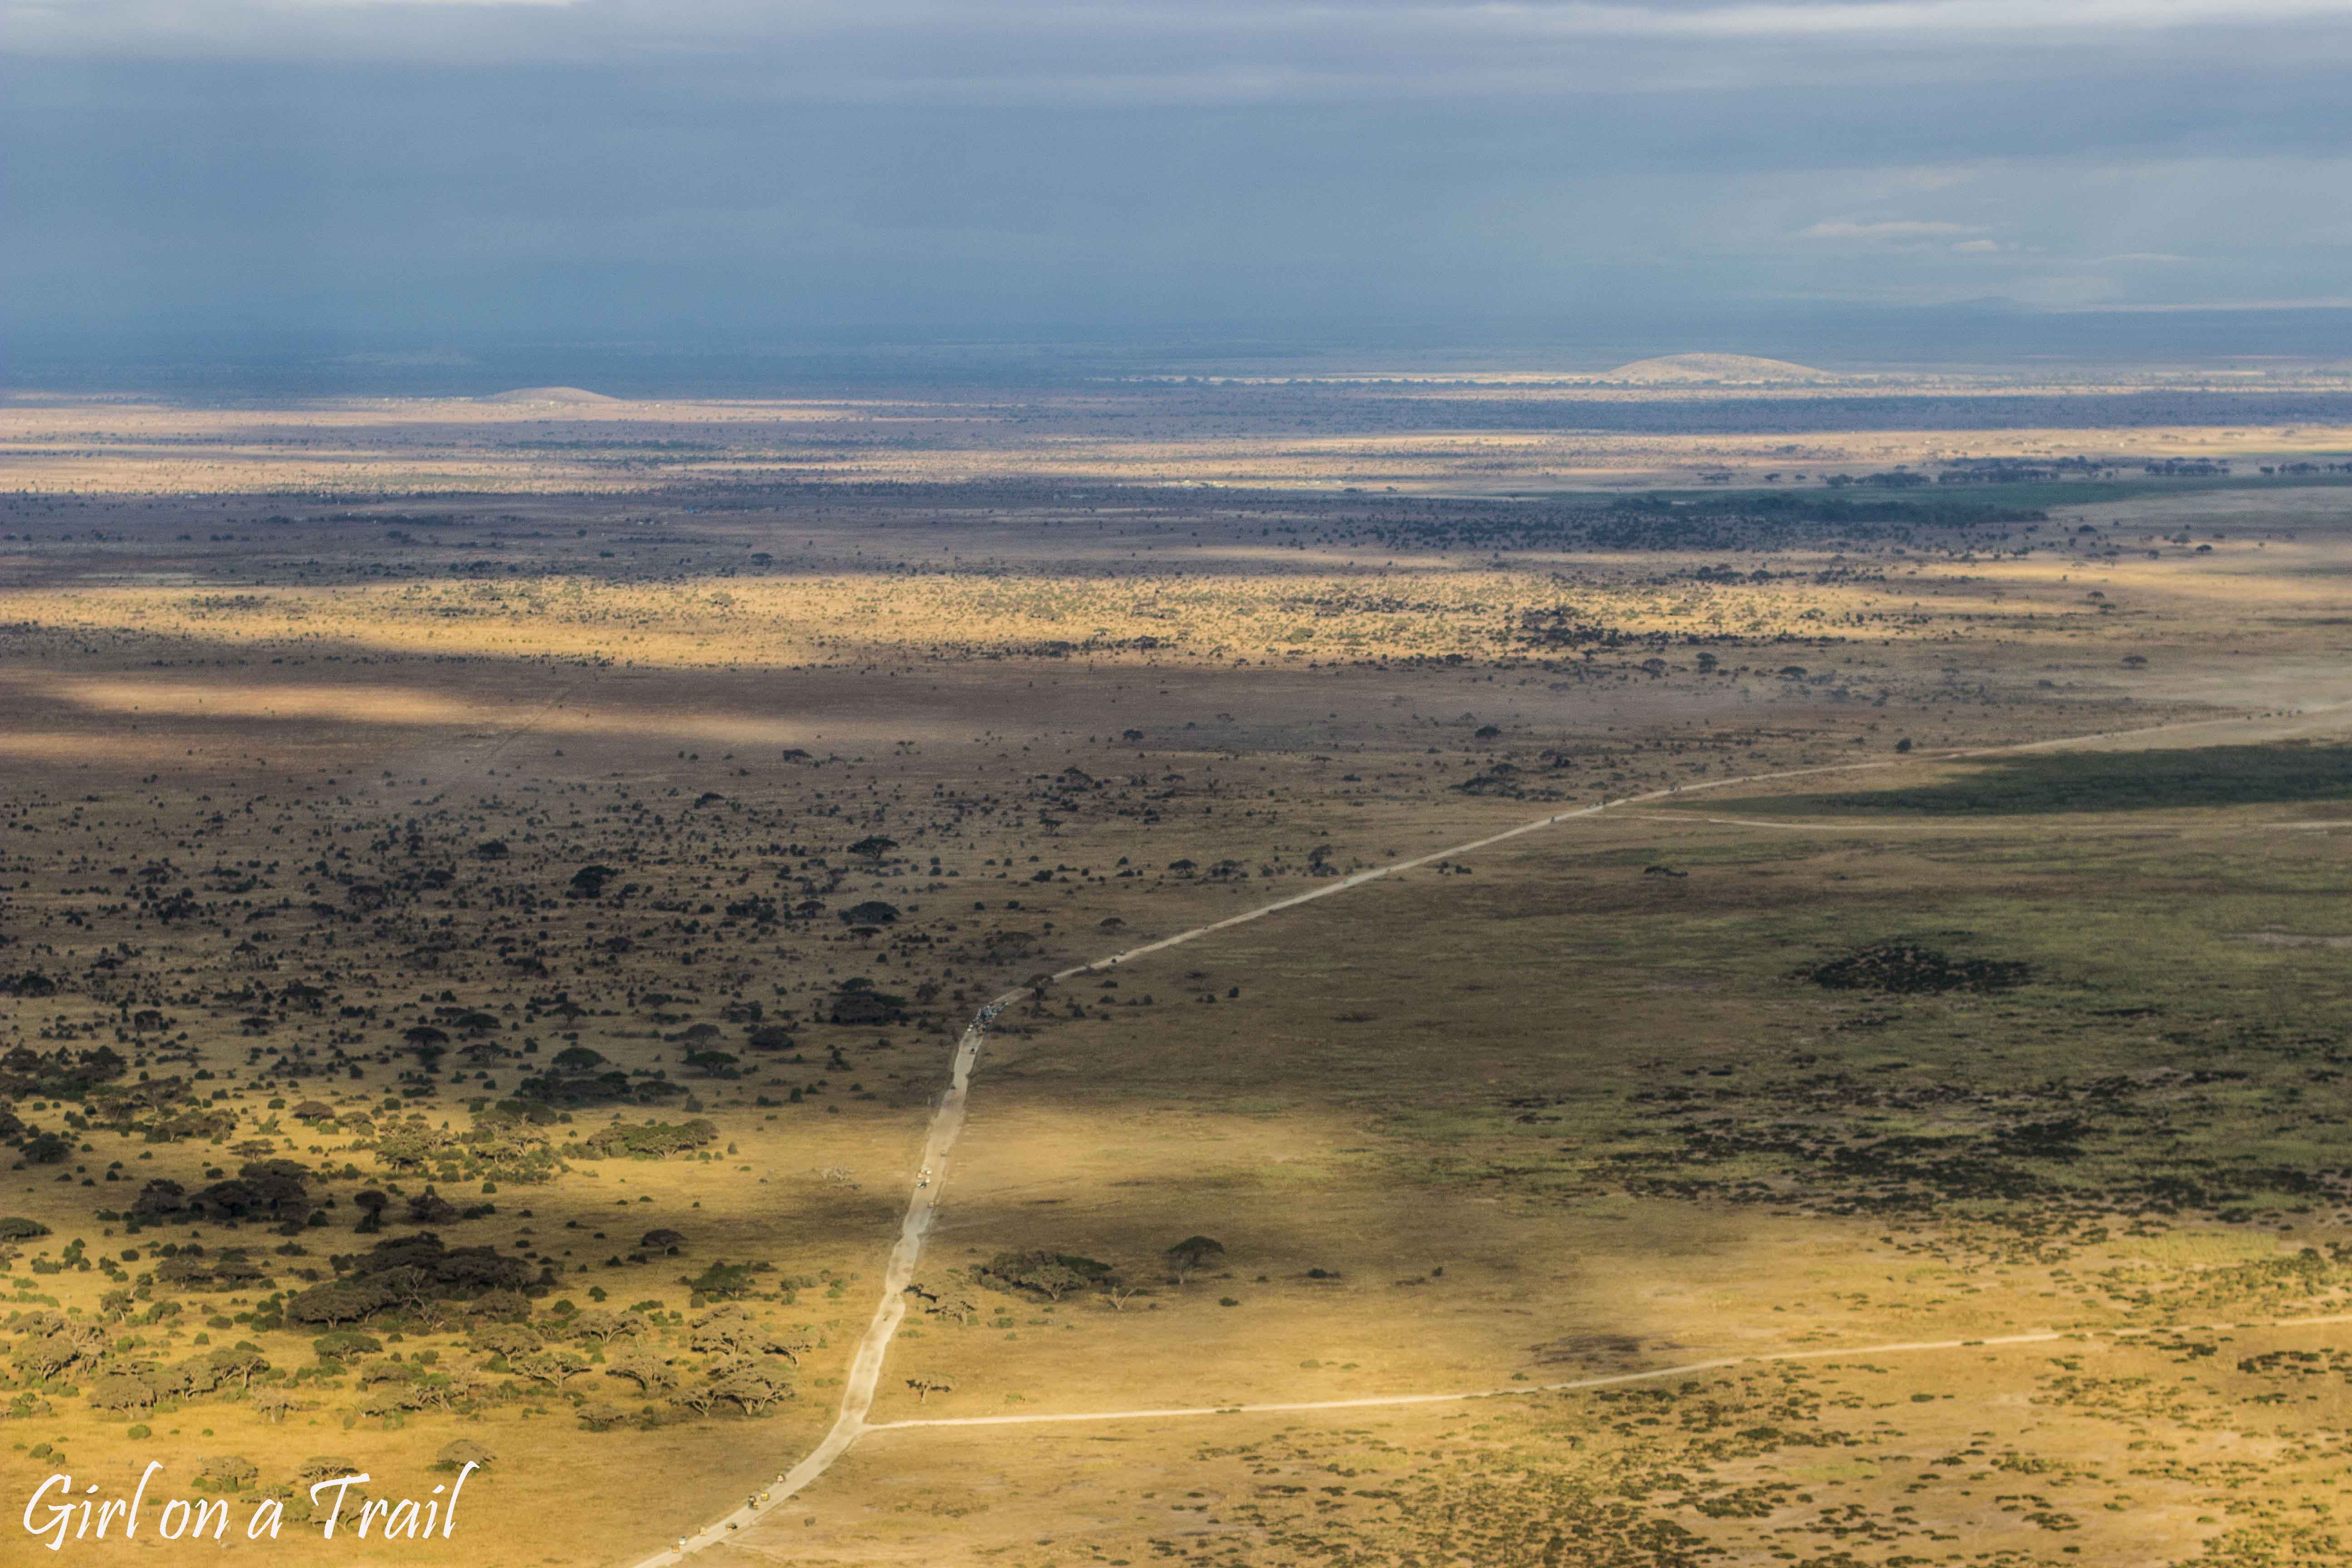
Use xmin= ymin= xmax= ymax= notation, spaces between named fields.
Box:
xmin=480 ymin=386 xmax=621 ymax=404
xmin=1601 ymin=354 xmax=1840 ymax=386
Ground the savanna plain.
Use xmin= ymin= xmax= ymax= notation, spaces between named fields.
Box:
xmin=6 ymin=370 xmax=2352 ymax=1568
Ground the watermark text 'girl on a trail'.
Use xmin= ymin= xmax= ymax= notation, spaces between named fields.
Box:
xmin=21 ymin=1461 xmax=479 ymax=1551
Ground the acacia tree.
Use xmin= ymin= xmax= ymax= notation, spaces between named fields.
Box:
xmin=604 ymin=1349 xmax=680 ymax=1397
xmin=684 ymin=1262 xmax=758 ymax=1299
xmin=352 ymin=1190 xmax=390 ymax=1234
xmin=982 ymin=1250 xmax=1111 ymax=1303
xmin=470 ymin=1323 xmax=541 ymax=1361
xmin=689 ymin=1306 xmax=756 ymax=1357
xmin=197 ymin=1456 xmax=258 ymax=1493
xmin=715 ymin=1361 xmax=794 ymax=1414
xmin=513 ymin=1350 xmax=589 ymax=1390
xmin=156 ymin=1355 xmax=220 ymax=1400
xmin=357 ymin=1386 xmax=417 ymax=1427
xmin=1166 ymin=1236 xmax=1225 ymax=1284
xmin=570 ymin=1309 xmax=642 ymax=1347
xmin=210 ymin=1344 xmax=271 ymax=1392
xmin=906 ymin=1375 xmax=954 ymax=1404
xmin=207 ymin=1344 xmax=270 ymax=1390
xmin=251 ymin=1387 xmax=304 ymax=1423
xmin=285 ymin=1280 xmax=386 ymax=1328
xmin=435 ymin=1440 xmax=496 ymax=1472
xmin=87 ymin=1373 xmax=158 ymax=1416
xmin=16 ymin=1323 xmax=113 ymax=1381
xmin=439 ymin=1368 xmax=495 ymax=1407
xmin=405 ymin=1375 xmax=460 ymax=1412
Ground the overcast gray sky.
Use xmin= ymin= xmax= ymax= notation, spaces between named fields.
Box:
xmin=7 ymin=0 xmax=2352 ymax=365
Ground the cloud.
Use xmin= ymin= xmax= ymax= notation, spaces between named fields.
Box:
xmin=11 ymin=0 xmax=2352 ymax=88
xmin=4 ymin=0 xmax=2350 ymax=349
xmin=1801 ymin=220 xmax=1986 ymax=239
xmin=1527 ymin=0 xmax=2352 ymax=40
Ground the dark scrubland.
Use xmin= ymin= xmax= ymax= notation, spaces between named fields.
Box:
xmin=1787 ymin=744 xmax=2352 ymax=815
xmin=5 ymin=400 xmax=2352 ymax=1566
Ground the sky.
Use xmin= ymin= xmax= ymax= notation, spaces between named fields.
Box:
xmin=6 ymin=0 xmax=2352 ymax=374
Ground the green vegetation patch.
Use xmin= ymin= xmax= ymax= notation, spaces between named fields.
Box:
xmin=1772 ymin=743 xmax=2352 ymax=815
xmin=577 ymin=1119 xmax=719 ymax=1160
xmin=1803 ymin=941 xmax=2032 ymax=995
xmin=1365 ymin=490 xmax=2044 ymax=553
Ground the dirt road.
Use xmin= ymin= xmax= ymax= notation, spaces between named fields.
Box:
xmin=856 ymin=1310 xmax=2352 ymax=1436
xmin=621 ymin=701 xmax=2352 ymax=1568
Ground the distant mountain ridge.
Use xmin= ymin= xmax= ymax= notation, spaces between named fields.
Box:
xmin=1602 ymin=353 xmax=1840 ymax=385
xmin=480 ymin=386 xmax=621 ymax=404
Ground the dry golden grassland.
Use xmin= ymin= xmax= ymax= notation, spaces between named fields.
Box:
xmin=2 ymin=396 xmax=2352 ymax=1566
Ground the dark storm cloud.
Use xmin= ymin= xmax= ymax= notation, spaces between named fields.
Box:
xmin=5 ymin=0 xmax=2351 ymax=361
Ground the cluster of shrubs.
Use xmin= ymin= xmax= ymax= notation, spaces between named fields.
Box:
xmin=5 ymin=1210 xmax=827 ymax=1436
xmin=153 ymin=1245 xmax=277 ymax=1291
xmin=577 ymin=1120 xmax=718 ymax=1160
xmin=132 ymin=1160 xmax=318 ymax=1229
xmin=362 ymin=1117 xmax=564 ymax=1186
xmin=513 ymin=1069 xmax=685 ymax=1109
xmin=1803 ymin=941 xmax=2033 ymax=995
xmin=284 ymin=1233 xmax=542 ymax=1326
xmin=0 ymin=1042 xmax=128 ymax=1100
